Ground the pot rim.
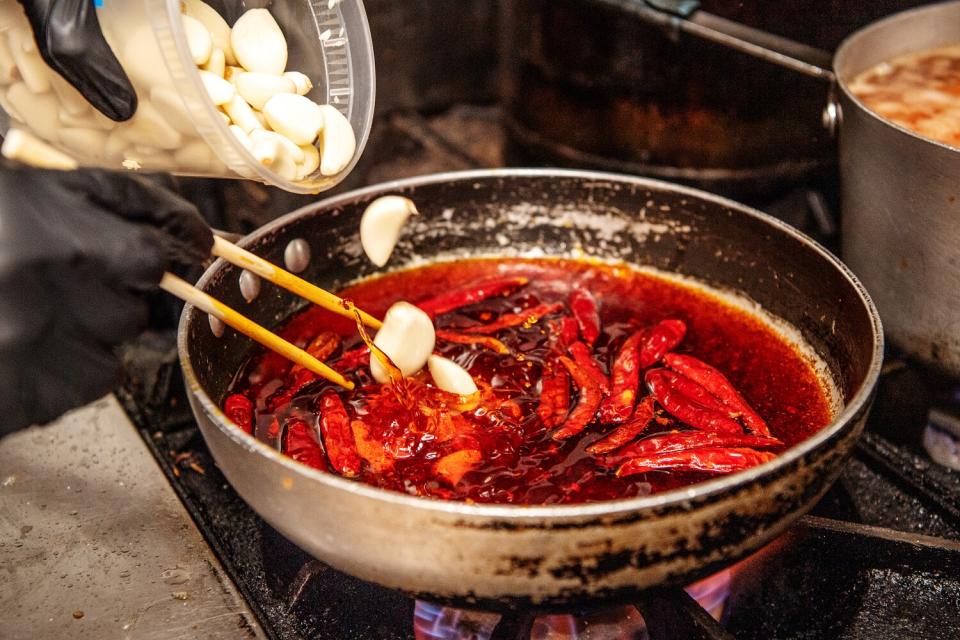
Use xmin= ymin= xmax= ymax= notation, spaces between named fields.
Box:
xmin=178 ymin=167 xmax=884 ymax=521
xmin=833 ymin=0 xmax=960 ymax=155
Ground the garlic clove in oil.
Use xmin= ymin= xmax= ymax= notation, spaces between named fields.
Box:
xmin=359 ymin=195 xmax=418 ymax=267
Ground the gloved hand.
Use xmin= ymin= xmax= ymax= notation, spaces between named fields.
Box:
xmin=0 ymin=163 xmax=212 ymax=434
xmin=17 ymin=0 xmax=137 ymax=121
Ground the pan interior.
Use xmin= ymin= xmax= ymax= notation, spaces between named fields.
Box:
xmin=183 ymin=171 xmax=880 ymax=504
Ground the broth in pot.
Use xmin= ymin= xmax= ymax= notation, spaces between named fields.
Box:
xmin=849 ymin=44 xmax=960 ymax=147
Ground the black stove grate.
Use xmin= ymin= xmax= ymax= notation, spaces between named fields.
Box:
xmin=117 ymin=106 xmax=960 ymax=640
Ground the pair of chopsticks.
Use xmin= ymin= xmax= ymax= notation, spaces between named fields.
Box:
xmin=3 ymin=129 xmax=378 ymax=390
xmin=164 ymin=237 xmax=382 ymax=390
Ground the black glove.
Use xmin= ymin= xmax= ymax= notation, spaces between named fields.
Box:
xmin=17 ymin=0 xmax=137 ymax=121
xmin=0 ymin=164 xmax=212 ymax=434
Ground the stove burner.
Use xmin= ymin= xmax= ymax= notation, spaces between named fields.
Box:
xmin=412 ymin=569 xmax=732 ymax=640
xmin=414 ymin=602 xmax=648 ymax=640
xmin=924 ymin=409 xmax=960 ymax=471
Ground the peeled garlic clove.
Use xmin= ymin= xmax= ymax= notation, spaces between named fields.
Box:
xmin=239 ymin=270 xmax=260 ymax=303
xmin=0 ymin=91 xmax=23 ymax=123
xmin=370 ymin=302 xmax=436 ymax=383
xmin=7 ymin=29 xmax=50 ymax=94
xmin=47 ymin=72 xmax=89 ymax=116
xmin=182 ymin=14 xmax=213 ymax=66
xmin=104 ymin=128 xmax=128 ymax=161
xmin=7 ymin=82 xmax=60 ymax=141
xmin=173 ymin=139 xmax=213 ymax=171
xmin=359 ymin=195 xmax=418 ymax=267
xmin=284 ymin=238 xmax=310 ymax=273
xmin=317 ymin=104 xmax=356 ymax=176
xmin=121 ymin=25 xmax=170 ymax=90
xmin=0 ymin=36 xmax=16 ymax=84
xmin=223 ymin=93 xmax=261 ymax=133
xmin=58 ymin=106 xmax=115 ymax=131
xmin=224 ymin=65 xmax=243 ymax=83
xmin=235 ymin=71 xmax=295 ymax=110
xmin=231 ymin=9 xmax=287 ymax=75
xmin=119 ymin=101 xmax=183 ymax=149
xmin=284 ymin=71 xmax=313 ymax=96
xmin=428 ymin=355 xmax=478 ymax=396
xmin=198 ymin=69 xmax=235 ymax=105
xmin=202 ymin=47 xmax=226 ymax=78
xmin=1 ymin=128 xmax=77 ymax=170
xmin=250 ymin=132 xmax=280 ymax=166
xmin=229 ymin=124 xmax=253 ymax=149
xmin=250 ymin=128 xmax=304 ymax=163
xmin=295 ymin=143 xmax=319 ymax=180
xmin=184 ymin=0 xmax=236 ymax=65
xmin=58 ymin=128 xmax=108 ymax=158
xmin=269 ymin=146 xmax=298 ymax=181
xmin=262 ymin=93 xmax=323 ymax=145
xmin=149 ymin=86 xmax=197 ymax=135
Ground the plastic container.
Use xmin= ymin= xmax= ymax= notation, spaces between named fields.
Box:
xmin=0 ymin=0 xmax=374 ymax=194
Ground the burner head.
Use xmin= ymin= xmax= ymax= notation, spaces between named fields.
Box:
xmin=412 ymin=568 xmax=733 ymax=640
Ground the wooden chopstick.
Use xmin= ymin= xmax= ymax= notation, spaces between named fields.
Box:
xmin=160 ymin=272 xmax=355 ymax=390
xmin=211 ymin=236 xmax=383 ymax=330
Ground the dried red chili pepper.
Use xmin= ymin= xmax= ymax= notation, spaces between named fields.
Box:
xmin=639 ymin=319 xmax=687 ymax=368
xmin=659 ymin=368 xmax=732 ymax=415
xmin=267 ymin=368 xmax=318 ymax=413
xmin=597 ymin=331 xmax=644 ymax=423
xmin=417 ymin=276 xmax=529 ymax=317
xmin=436 ymin=330 xmax=510 ymax=355
xmin=588 ymin=396 xmax=656 ymax=454
xmin=552 ymin=356 xmax=603 ymax=440
xmin=336 ymin=346 xmax=370 ymax=371
xmin=537 ymin=361 xmax=571 ymax=428
xmin=616 ymin=447 xmax=777 ymax=477
xmin=284 ymin=418 xmax=329 ymax=472
xmin=608 ymin=430 xmax=782 ymax=462
xmin=645 ymin=368 xmax=743 ymax=434
xmin=290 ymin=332 xmax=341 ymax=376
xmin=464 ymin=302 xmax=563 ymax=335
xmin=569 ymin=289 xmax=600 ymax=346
xmin=567 ymin=341 xmax=610 ymax=394
xmin=663 ymin=353 xmax=771 ymax=436
xmin=557 ymin=316 xmax=580 ymax=348
xmin=223 ymin=394 xmax=254 ymax=433
xmin=319 ymin=393 xmax=362 ymax=477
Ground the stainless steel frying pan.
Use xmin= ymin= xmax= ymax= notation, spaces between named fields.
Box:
xmin=178 ymin=169 xmax=882 ymax=609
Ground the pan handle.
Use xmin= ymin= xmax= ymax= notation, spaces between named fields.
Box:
xmin=610 ymin=0 xmax=836 ymax=82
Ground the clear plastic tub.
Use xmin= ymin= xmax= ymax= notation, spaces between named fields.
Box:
xmin=0 ymin=0 xmax=374 ymax=194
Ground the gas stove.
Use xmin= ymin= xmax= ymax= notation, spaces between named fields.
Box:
xmin=110 ymin=104 xmax=960 ymax=639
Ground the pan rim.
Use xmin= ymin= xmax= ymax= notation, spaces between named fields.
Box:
xmin=178 ymin=167 xmax=884 ymax=521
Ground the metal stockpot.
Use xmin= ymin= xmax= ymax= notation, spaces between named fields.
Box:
xmin=629 ymin=0 xmax=960 ymax=377
xmin=834 ymin=2 xmax=960 ymax=377
xmin=178 ymin=169 xmax=882 ymax=608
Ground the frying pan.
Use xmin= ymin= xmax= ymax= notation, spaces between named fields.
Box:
xmin=178 ymin=169 xmax=882 ymax=609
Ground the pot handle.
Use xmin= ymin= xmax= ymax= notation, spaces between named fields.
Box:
xmin=614 ymin=0 xmax=836 ymax=82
